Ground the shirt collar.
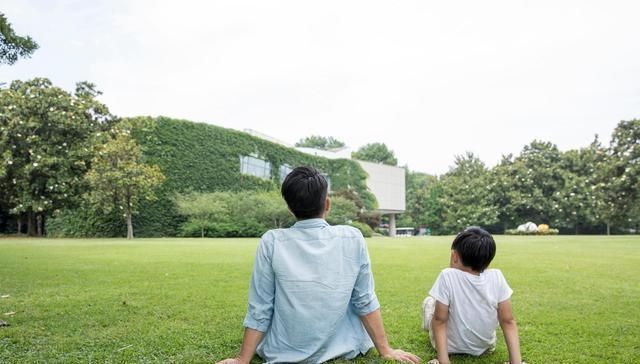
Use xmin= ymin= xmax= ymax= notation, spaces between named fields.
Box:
xmin=293 ymin=218 xmax=329 ymax=229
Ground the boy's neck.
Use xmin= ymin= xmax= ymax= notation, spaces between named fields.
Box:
xmin=451 ymin=264 xmax=481 ymax=276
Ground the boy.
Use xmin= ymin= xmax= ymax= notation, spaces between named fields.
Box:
xmin=422 ymin=227 xmax=524 ymax=364
xmin=217 ymin=166 xmax=420 ymax=364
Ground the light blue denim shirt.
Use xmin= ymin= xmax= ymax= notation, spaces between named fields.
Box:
xmin=243 ymin=218 xmax=379 ymax=363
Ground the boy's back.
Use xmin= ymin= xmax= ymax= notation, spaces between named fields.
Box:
xmin=429 ymin=267 xmax=513 ymax=355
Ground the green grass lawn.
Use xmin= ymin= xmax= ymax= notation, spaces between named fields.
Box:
xmin=0 ymin=235 xmax=639 ymax=363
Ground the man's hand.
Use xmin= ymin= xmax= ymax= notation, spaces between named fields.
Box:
xmin=215 ymin=359 xmax=244 ymax=364
xmin=380 ymin=348 xmax=421 ymax=363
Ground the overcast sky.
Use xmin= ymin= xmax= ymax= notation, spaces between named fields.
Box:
xmin=2 ymin=1 xmax=639 ymax=175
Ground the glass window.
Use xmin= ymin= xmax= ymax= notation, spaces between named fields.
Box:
xmin=279 ymin=164 xmax=293 ymax=182
xmin=240 ymin=155 xmax=272 ymax=180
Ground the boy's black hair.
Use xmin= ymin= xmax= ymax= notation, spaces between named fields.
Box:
xmin=281 ymin=166 xmax=328 ymax=220
xmin=451 ymin=226 xmax=496 ymax=272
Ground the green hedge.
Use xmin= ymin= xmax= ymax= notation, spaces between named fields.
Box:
xmin=504 ymin=228 xmax=559 ymax=235
xmin=49 ymin=116 xmax=376 ymax=237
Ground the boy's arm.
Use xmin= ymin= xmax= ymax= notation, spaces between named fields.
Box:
xmin=432 ymin=301 xmax=450 ymax=364
xmin=498 ymin=299 xmax=522 ymax=364
xmin=216 ymin=328 xmax=264 ymax=364
xmin=359 ymin=308 xmax=421 ymax=363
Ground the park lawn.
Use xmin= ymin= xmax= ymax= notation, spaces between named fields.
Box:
xmin=0 ymin=236 xmax=638 ymax=363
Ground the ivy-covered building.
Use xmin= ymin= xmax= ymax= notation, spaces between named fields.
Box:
xmin=245 ymin=129 xmax=406 ymax=236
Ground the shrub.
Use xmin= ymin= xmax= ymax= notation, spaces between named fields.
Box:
xmin=326 ymin=196 xmax=358 ymax=225
xmin=504 ymin=227 xmax=559 ymax=235
xmin=350 ymin=221 xmax=374 ymax=238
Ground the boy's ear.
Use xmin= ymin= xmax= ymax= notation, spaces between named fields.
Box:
xmin=451 ymin=250 xmax=459 ymax=263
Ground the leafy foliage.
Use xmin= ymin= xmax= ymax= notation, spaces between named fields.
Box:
xmin=326 ymin=196 xmax=358 ymax=225
xmin=295 ymin=135 xmax=345 ymax=150
xmin=175 ymin=192 xmax=230 ymax=238
xmin=439 ymin=152 xmax=499 ymax=233
xmin=349 ymin=221 xmax=373 ymax=237
xmin=127 ymin=117 xmax=375 ymax=237
xmin=175 ymin=191 xmax=294 ymax=238
xmin=85 ymin=120 xmax=165 ymax=239
xmin=401 ymin=170 xmax=444 ymax=234
xmin=0 ymin=13 xmax=38 ymax=65
xmin=0 ymin=78 xmax=112 ymax=235
xmin=352 ymin=142 xmax=398 ymax=166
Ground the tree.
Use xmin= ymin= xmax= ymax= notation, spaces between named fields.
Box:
xmin=0 ymin=13 xmax=38 ymax=66
xmin=253 ymin=191 xmax=294 ymax=229
xmin=352 ymin=143 xmax=398 ymax=166
xmin=440 ymin=152 xmax=499 ymax=234
xmin=326 ymin=196 xmax=358 ymax=225
xmin=295 ymin=135 xmax=346 ymax=150
xmin=597 ymin=120 xmax=640 ymax=234
xmin=555 ymin=139 xmax=605 ymax=234
xmin=86 ymin=122 xmax=165 ymax=239
xmin=0 ymin=78 xmax=112 ymax=235
xmin=403 ymin=170 xmax=444 ymax=234
xmin=491 ymin=141 xmax=565 ymax=229
xmin=175 ymin=192 xmax=229 ymax=237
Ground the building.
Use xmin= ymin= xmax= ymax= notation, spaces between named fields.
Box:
xmin=245 ymin=129 xmax=406 ymax=236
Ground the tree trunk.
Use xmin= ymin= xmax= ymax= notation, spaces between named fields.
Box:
xmin=606 ymin=222 xmax=610 ymax=236
xmin=27 ymin=209 xmax=36 ymax=236
xmin=126 ymin=210 xmax=134 ymax=239
xmin=36 ymin=213 xmax=43 ymax=237
xmin=201 ymin=227 xmax=204 ymax=238
xmin=16 ymin=215 xmax=22 ymax=235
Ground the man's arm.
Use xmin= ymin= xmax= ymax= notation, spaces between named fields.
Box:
xmin=216 ymin=328 xmax=264 ymax=364
xmin=498 ymin=299 xmax=522 ymax=364
xmin=218 ymin=236 xmax=275 ymax=364
xmin=359 ymin=308 xmax=421 ymax=364
xmin=431 ymin=301 xmax=450 ymax=364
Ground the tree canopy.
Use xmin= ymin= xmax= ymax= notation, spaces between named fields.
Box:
xmin=0 ymin=13 xmax=38 ymax=66
xmin=295 ymin=135 xmax=346 ymax=150
xmin=86 ymin=119 xmax=165 ymax=239
xmin=0 ymin=78 xmax=112 ymax=235
xmin=352 ymin=142 xmax=398 ymax=166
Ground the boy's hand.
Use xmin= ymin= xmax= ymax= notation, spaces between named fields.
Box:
xmin=503 ymin=362 xmax=527 ymax=364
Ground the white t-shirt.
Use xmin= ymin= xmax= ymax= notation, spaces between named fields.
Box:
xmin=429 ymin=267 xmax=513 ymax=356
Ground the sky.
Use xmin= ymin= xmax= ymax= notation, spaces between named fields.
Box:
xmin=2 ymin=0 xmax=639 ymax=175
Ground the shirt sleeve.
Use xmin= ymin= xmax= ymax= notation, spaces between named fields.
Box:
xmin=495 ymin=270 xmax=513 ymax=303
xmin=350 ymin=235 xmax=380 ymax=316
xmin=243 ymin=234 xmax=276 ymax=332
xmin=429 ymin=270 xmax=451 ymax=306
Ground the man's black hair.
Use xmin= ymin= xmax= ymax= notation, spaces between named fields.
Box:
xmin=281 ymin=166 xmax=328 ymax=220
xmin=451 ymin=226 xmax=496 ymax=272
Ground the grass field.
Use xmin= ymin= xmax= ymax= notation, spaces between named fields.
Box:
xmin=0 ymin=235 xmax=639 ymax=363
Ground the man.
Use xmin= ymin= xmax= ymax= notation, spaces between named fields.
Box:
xmin=217 ymin=166 xmax=420 ymax=364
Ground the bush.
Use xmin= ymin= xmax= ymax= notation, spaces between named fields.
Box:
xmin=350 ymin=221 xmax=374 ymax=238
xmin=326 ymin=196 xmax=358 ymax=225
xmin=504 ymin=228 xmax=559 ymax=235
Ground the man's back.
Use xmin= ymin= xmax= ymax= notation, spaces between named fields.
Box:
xmin=244 ymin=218 xmax=379 ymax=363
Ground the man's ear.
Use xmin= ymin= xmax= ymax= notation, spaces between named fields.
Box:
xmin=324 ymin=196 xmax=331 ymax=216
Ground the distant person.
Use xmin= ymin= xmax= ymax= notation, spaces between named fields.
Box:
xmin=216 ymin=166 xmax=420 ymax=364
xmin=421 ymin=227 xmax=525 ymax=364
